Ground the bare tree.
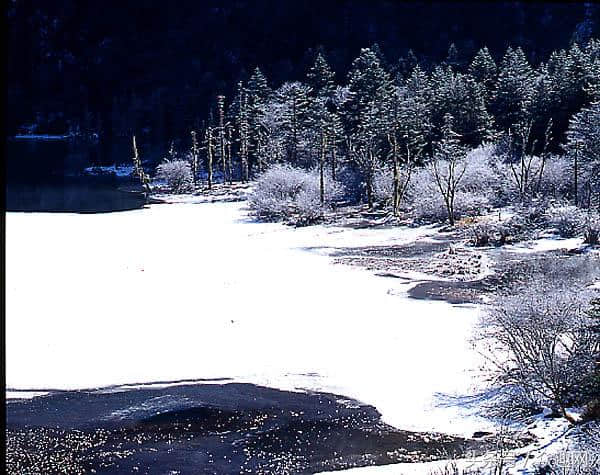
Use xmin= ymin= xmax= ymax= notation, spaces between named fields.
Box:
xmin=203 ymin=126 xmax=215 ymax=189
xmin=429 ymin=114 xmax=467 ymax=225
xmin=481 ymin=280 xmax=598 ymax=424
xmin=189 ymin=130 xmax=200 ymax=187
xmin=131 ymin=135 xmax=151 ymax=194
xmin=217 ymin=95 xmax=228 ymax=183
xmin=237 ymin=81 xmax=250 ymax=182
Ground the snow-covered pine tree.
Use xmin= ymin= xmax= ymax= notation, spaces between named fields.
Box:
xmin=396 ymin=49 xmax=419 ymax=80
xmin=384 ymin=85 xmax=430 ymax=215
xmin=247 ymin=67 xmax=272 ymax=173
xmin=492 ymin=46 xmax=536 ymax=132
xmin=429 ymin=65 xmax=494 ymax=145
xmin=275 ymin=81 xmax=312 ymax=165
xmin=445 ymin=43 xmax=461 ymax=69
xmin=468 ymin=46 xmax=497 ymax=100
xmin=566 ymin=100 xmax=600 ymax=208
xmin=346 ymin=47 xmax=392 ymax=135
xmin=344 ymin=47 xmax=393 ymax=207
xmin=306 ymin=52 xmax=336 ymax=99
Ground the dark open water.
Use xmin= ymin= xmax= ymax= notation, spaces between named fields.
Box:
xmin=5 ymin=138 xmax=146 ymax=212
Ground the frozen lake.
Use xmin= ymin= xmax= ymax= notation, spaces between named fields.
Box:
xmin=6 ymin=200 xmax=490 ymax=437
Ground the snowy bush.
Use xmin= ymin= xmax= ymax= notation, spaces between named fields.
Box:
xmin=537 ymin=155 xmax=571 ymax=198
xmin=584 ymin=215 xmax=600 ymax=245
xmin=461 ymin=144 xmax=500 ymax=193
xmin=408 ymin=168 xmax=490 ymax=223
xmin=546 ymin=205 xmax=588 ymax=238
xmin=482 ymin=281 xmax=598 ymax=422
xmin=249 ymin=164 xmax=342 ymax=224
xmin=155 ymin=159 xmax=194 ymax=193
xmin=372 ymin=167 xmax=393 ymax=206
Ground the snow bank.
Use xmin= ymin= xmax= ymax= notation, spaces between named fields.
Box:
xmin=504 ymin=237 xmax=584 ymax=254
xmin=6 ymin=201 xmax=491 ymax=437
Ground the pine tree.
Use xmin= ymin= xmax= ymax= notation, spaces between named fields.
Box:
xmin=306 ymin=52 xmax=336 ymax=98
xmin=468 ymin=46 xmax=497 ymax=99
xmin=247 ymin=67 xmax=272 ymax=173
xmin=565 ymin=101 xmax=600 ymax=208
xmin=429 ymin=65 xmax=494 ymax=145
xmin=445 ymin=43 xmax=460 ymax=69
xmin=492 ymin=46 xmax=535 ymax=132
xmin=346 ymin=47 xmax=392 ymax=135
xmin=344 ymin=48 xmax=393 ymax=208
xmin=275 ymin=82 xmax=312 ymax=165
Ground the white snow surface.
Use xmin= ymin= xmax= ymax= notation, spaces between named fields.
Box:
xmin=6 ymin=201 xmax=492 ymax=437
xmin=504 ymin=237 xmax=584 ymax=254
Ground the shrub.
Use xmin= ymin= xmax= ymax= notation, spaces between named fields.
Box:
xmin=248 ymin=164 xmax=342 ymax=224
xmin=546 ymin=205 xmax=588 ymax=238
xmin=462 ymin=144 xmax=501 ymax=193
xmin=155 ymin=159 xmax=194 ymax=193
xmin=372 ymin=167 xmax=393 ymax=206
xmin=480 ymin=257 xmax=600 ymax=423
xmin=584 ymin=216 xmax=600 ymax=245
xmin=537 ymin=155 xmax=571 ymax=199
xmin=407 ymin=168 xmax=490 ymax=223
xmin=482 ymin=283 xmax=598 ymax=422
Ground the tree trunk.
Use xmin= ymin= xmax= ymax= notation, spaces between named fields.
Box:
xmin=207 ymin=128 xmax=214 ymax=190
xmin=366 ymin=148 xmax=374 ymax=209
xmin=574 ymin=144 xmax=579 ymax=206
xmin=226 ymin=125 xmax=233 ymax=184
xmin=320 ymin=131 xmax=326 ymax=205
xmin=391 ymin=136 xmax=399 ymax=216
xmin=331 ymin=147 xmax=337 ymax=181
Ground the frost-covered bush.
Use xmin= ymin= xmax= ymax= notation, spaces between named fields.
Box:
xmin=546 ymin=205 xmax=588 ymax=238
xmin=481 ymin=280 xmax=599 ymax=422
xmin=584 ymin=215 xmax=600 ymax=245
xmin=155 ymin=159 xmax=194 ymax=193
xmin=372 ymin=167 xmax=393 ymax=205
xmin=462 ymin=144 xmax=500 ymax=193
xmin=538 ymin=156 xmax=571 ymax=198
xmin=408 ymin=168 xmax=490 ymax=223
xmin=248 ymin=164 xmax=342 ymax=224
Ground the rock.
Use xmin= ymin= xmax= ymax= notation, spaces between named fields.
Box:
xmin=472 ymin=431 xmax=493 ymax=439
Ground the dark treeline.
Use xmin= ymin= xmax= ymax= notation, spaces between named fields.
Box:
xmin=6 ymin=1 xmax=599 ymax=156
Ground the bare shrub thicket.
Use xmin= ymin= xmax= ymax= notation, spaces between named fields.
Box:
xmin=249 ymin=164 xmax=342 ymax=224
xmin=408 ymin=167 xmax=490 ymax=223
xmin=155 ymin=159 xmax=194 ymax=193
xmin=546 ymin=204 xmax=589 ymax=238
xmin=585 ymin=216 xmax=600 ymax=245
xmin=480 ymin=256 xmax=600 ymax=422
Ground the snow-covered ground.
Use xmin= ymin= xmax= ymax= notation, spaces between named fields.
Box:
xmin=6 ymin=201 xmax=492 ymax=440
